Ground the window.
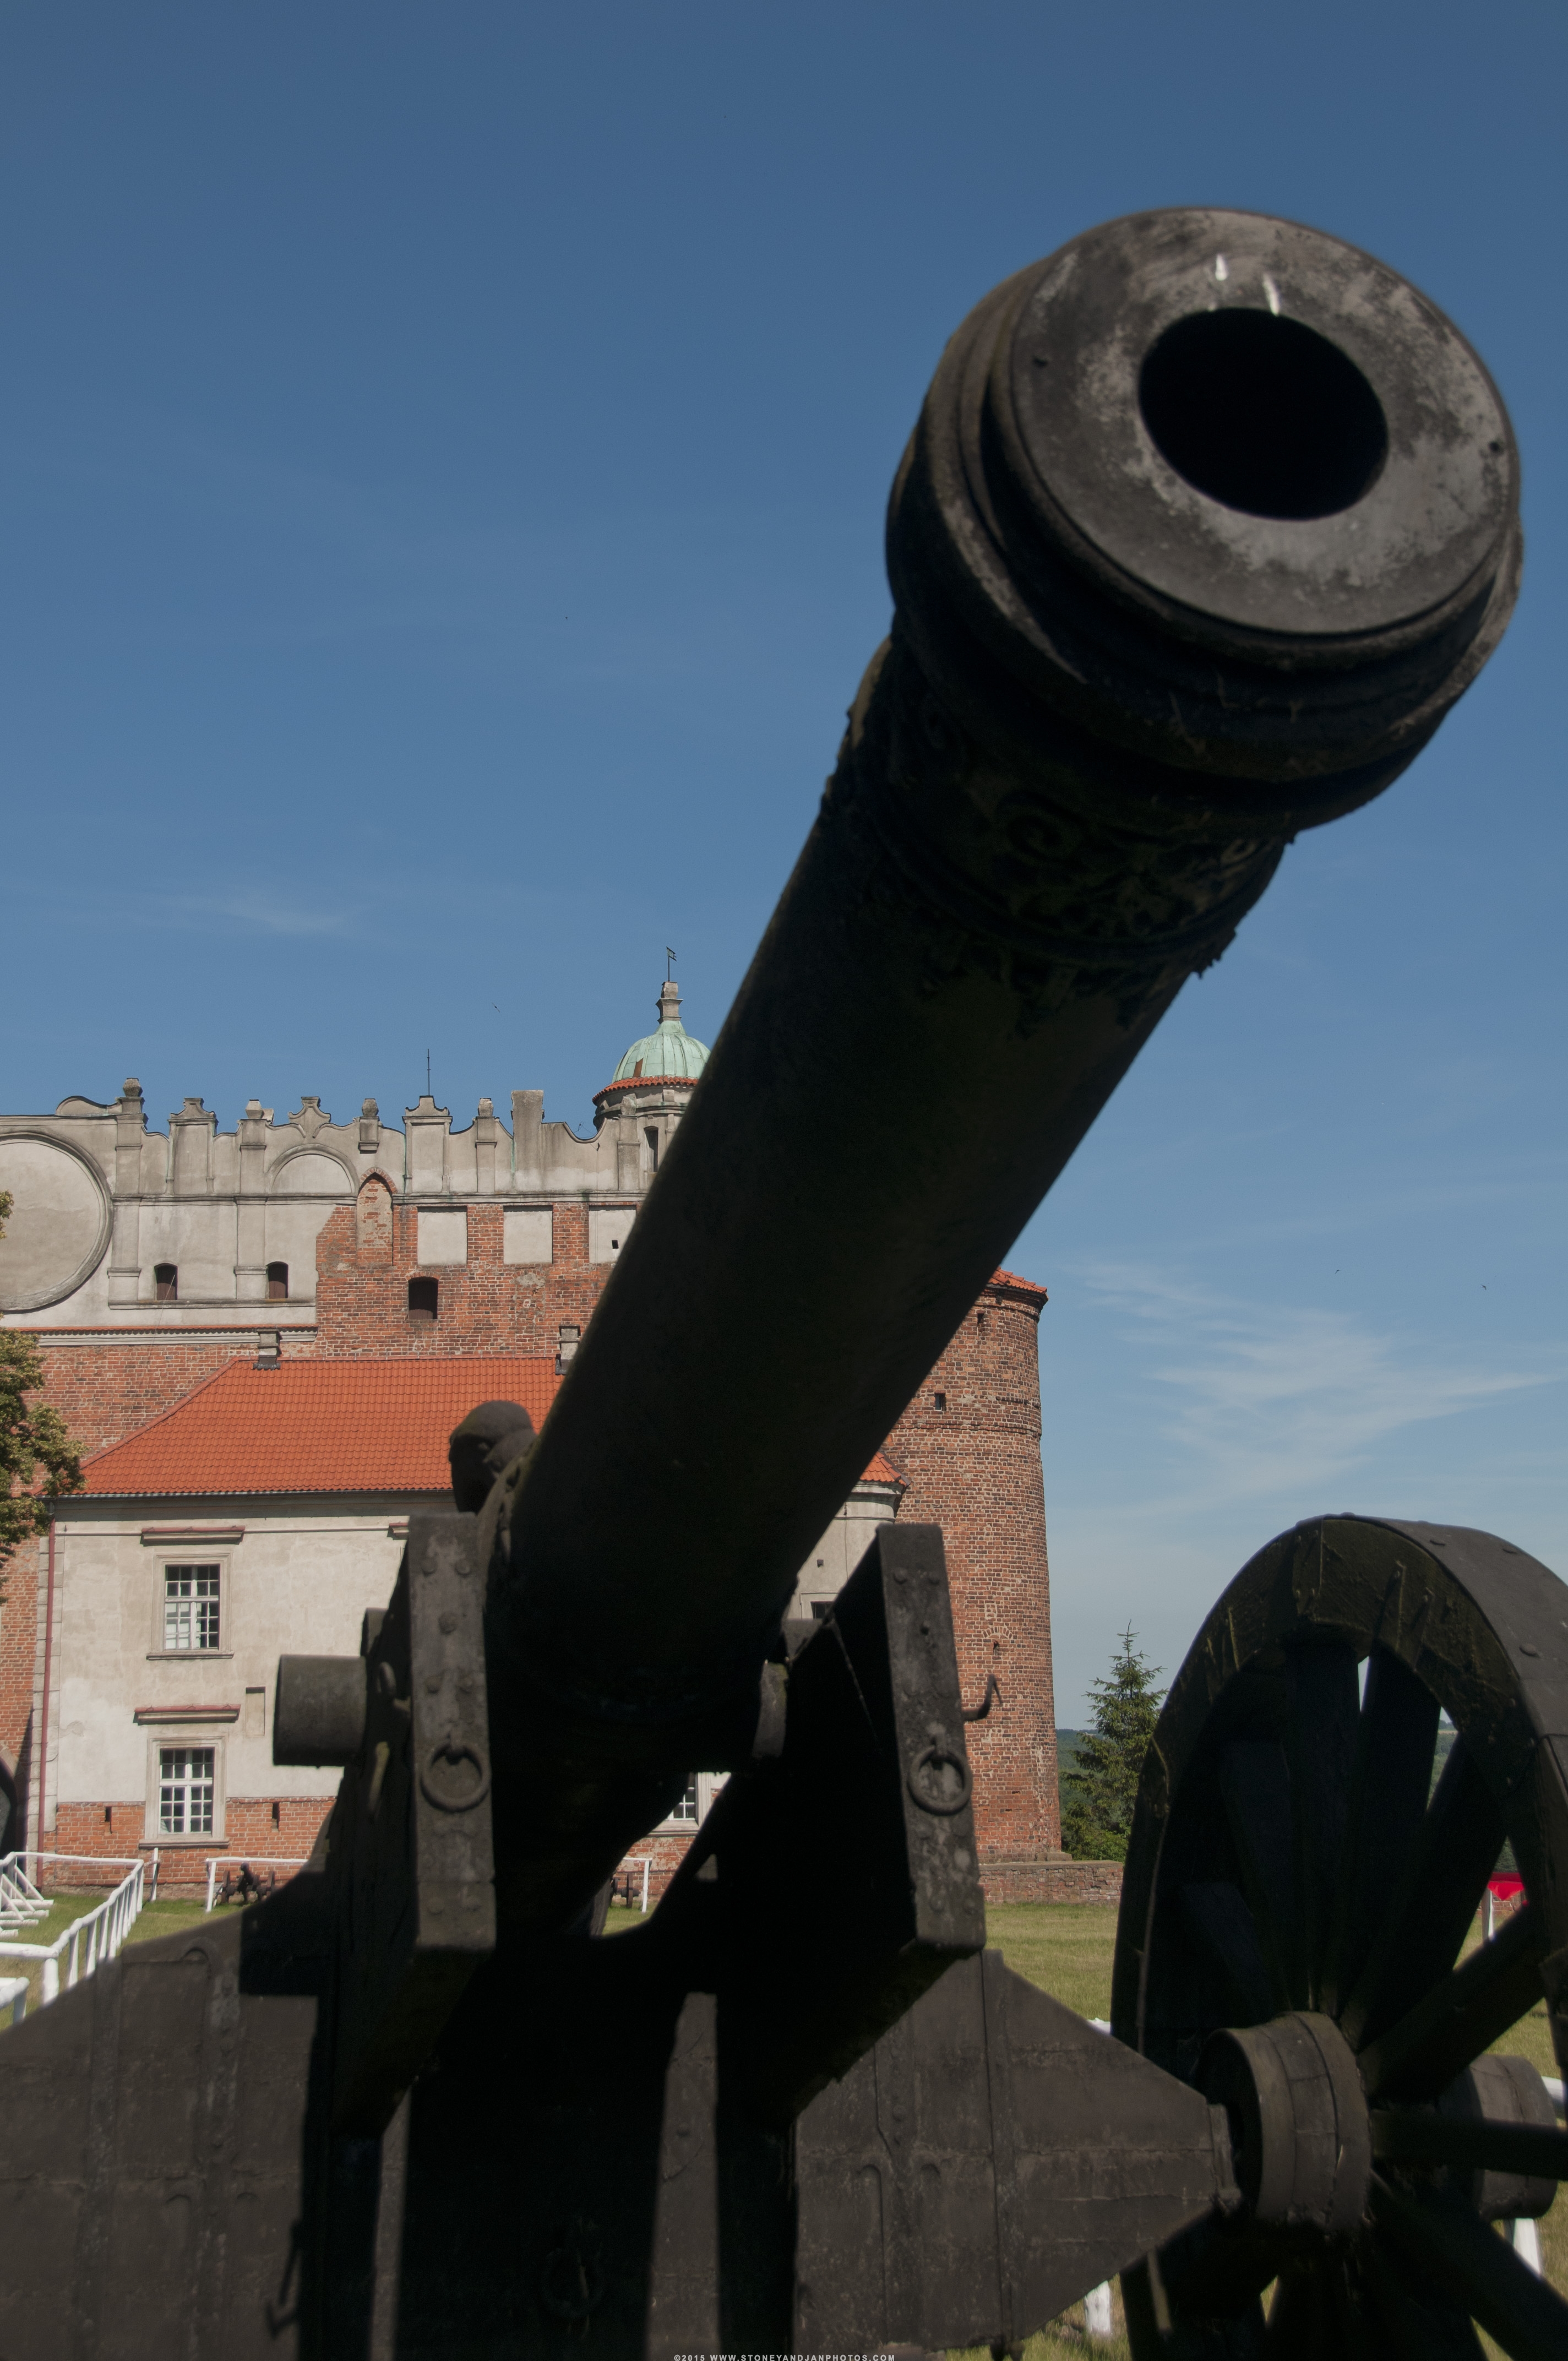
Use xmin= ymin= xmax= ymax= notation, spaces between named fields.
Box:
xmin=408 ymin=1277 xmax=439 ymax=1321
xmin=645 ymin=1126 xmax=660 ymax=1171
xmin=934 ymin=1391 xmax=948 ymax=1411
xmin=159 ymin=1746 xmax=215 ymax=1836
xmin=660 ymin=1770 xmax=726 ymax=1831
xmin=265 ymin=1261 xmax=288 ymax=1300
xmin=810 ymin=1601 xmax=835 ymax=1622
xmin=154 ymin=1263 xmax=178 ymax=1302
xmin=164 ymin=1564 xmax=221 ymax=1652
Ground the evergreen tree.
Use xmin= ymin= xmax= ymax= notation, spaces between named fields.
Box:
xmin=1060 ymin=1625 xmax=1165 ymax=1862
xmin=0 ymin=1192 xmax=84 ymax=1601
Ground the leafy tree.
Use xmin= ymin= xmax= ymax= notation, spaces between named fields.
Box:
xmin=0 ymin=1192 xmax=84 ymax=1601
xmin=1060 ymin=1625 xmax=1166 ymax=1862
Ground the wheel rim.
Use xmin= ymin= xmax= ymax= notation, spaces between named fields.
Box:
xmin=1112 ymin=1515 xmax=1568 ymax=2358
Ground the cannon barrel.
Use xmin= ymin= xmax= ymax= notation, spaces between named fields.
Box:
xmin=486 ymin=207 xmax=1521 ymax=1929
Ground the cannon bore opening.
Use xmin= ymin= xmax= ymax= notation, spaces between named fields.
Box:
xmin=1138 ymin=307 xmax=1388 ymax=520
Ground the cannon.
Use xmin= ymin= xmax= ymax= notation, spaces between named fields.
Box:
xmin=1 ymin=206 xmax=1559 ymax=2359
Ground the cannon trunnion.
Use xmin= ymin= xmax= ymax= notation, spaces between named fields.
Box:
xmin=0 ymin=209 xmax=1554 ymax=2355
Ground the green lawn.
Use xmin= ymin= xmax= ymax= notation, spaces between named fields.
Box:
xmin=0 ymin=1890 xmax=214 ymax=2015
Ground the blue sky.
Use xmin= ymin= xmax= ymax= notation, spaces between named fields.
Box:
xmin=3 ymin=4 xmax=1563 ymax=1719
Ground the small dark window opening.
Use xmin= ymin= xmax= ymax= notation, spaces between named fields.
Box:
xmin=645 ymin=1126 xmax=659 ymax=1170
xmin=934 ymin=1391 xmax=948 ymax=1411
xmin=266 ymin=1261 xmax=288 ymax=1301
xmin=408 ymin=1277 xmax=439 ymax=1321
xmin=977 ymin=1310 xmax=987 ymax=1337
xmin=810 ymin=1601 xmax=835 ymax=1622
xmin=154 ymin=1263 xmax=178 ymax=1303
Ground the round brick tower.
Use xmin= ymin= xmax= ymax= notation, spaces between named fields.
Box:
xmin=884 ymin=1269 xmax=1062 ymax=1869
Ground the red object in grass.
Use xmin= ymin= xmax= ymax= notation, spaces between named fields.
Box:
xmin=1488 ymin=1875 xmax=1525 ymax=1902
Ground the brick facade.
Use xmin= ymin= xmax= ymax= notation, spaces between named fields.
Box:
xmin=313 ymin=1195 xmax=616 ymax=1362
xmin=31 ymin=1332 xmax=296 ymax=1461
xmin=48 ymin=1795 xmax=333 ymax=1890
xmin=4 ymin=1133 xmax=1066 ymax=1897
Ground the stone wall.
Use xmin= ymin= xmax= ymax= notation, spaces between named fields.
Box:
xmin=622 ymin=1839 xmax=1121 ymax=1912
xmin=979 ymin=1857 xmax=1123 ymax=1906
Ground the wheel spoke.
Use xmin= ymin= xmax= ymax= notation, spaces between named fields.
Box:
xmin=1369 ymin=2170 xmax=1568 ymax=2361
xmin=1338 ymin=1738 xmax=1505 ymax=2052
xmin=1264 ymin=2267 xmax=1325 ymax=2357
xmin=1178 ymin=1882 xmax=1276 ymax=2026
xmin=1358 ymin=2235 xmax=1487 ymax=2360
xmin=1282 ymin=1639 xmax=1360 ymax=2009
xmin=1371 ymin=2108 xmax=1568 ymax=2179
xmin=1266 ymin=2261 xmax=1380 ymax=2359
xmin=1123 ymin=2253 xmax=1268 ymax=2356
xmin=1319 ymin=1646 xmax=1439 ymax=2019
xmin=1219 ymin=1742 xmax=1299 ymax=2010
xmin=1358 ymin=1903 xmax=1546 ymax=2100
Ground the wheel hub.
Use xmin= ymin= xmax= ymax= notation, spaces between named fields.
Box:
xmin=1199 ymin=2011 xmax=1372 ymax=2238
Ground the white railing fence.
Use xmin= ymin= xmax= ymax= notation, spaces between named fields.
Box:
xmin=0 ymin=1852 xmax=157 ymax=2010
xmin=0 ymin=1976 xmax=28 ymax=2027
xmin=204 ymin=1856 xmax=311 ymax=1913
xmin=0 ymin=1854 xmax=52 ymax=1934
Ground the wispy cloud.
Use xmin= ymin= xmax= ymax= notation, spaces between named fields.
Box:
xmin=152 ymin=891 xmax=363 ymax=940
xmin=1077 ymin=1259 xmax=1556 ymax=1513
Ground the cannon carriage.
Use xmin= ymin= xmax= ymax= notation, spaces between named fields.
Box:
xmin=1 ymin=205 xmax=1560 ymax=2359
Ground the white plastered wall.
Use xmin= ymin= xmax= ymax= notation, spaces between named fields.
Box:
xmin=50 ymin=1498 xmax=420 ymax=1817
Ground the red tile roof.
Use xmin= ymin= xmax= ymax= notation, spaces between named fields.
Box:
xmin=81 ymin=1357 xmax=910 ymax=1500
xmin=990 ymin=1266 xmax=1048 ymax=1301
xmin=83 ymin=1358 xmax=562 ymax=1498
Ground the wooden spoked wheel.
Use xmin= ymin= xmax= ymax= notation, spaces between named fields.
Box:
xmin=1112 ymin=1515 xmax=1568 ymax=2358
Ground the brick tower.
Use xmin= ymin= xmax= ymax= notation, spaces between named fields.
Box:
xmin=885 ymin=1269 xmax=1063 ymax=1885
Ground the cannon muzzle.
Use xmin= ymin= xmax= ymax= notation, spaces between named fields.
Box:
xmin=487 ymin=206 xmax=1521 ymax=1932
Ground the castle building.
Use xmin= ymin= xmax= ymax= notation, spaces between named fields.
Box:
xmin=0 ymin=985 xmax=1064 ymax=1893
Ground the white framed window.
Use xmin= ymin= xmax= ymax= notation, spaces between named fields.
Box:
xmin=159 ymin=1745 xmax=216 ymax=1837
xmin=658 ymin=1771 xmax=726 ymax=1832
xmin=163 ymin=1563 xmax=221 ymax=1652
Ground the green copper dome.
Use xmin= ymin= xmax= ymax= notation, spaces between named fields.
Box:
xmin=610 ymin=981 xmax=710 ymax=1084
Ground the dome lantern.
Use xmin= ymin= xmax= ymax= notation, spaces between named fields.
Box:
xmin=592 ymin=979 xmax=710 ymax=1130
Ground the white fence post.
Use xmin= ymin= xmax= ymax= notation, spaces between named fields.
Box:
xmin=1084 ymin=2280 xmax=1114 ymax=2340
